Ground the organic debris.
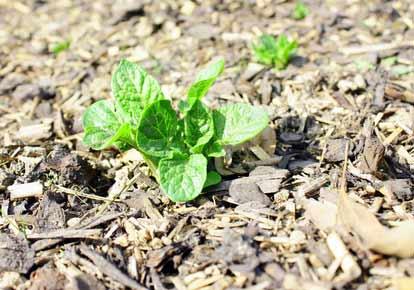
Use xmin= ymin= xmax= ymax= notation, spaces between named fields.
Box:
xmin=1 ymin=0 xmax=414 ymax=289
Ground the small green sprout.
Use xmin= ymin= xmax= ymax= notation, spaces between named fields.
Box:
xmin=51 ymin=40 xmax=71 ymax=55
xmin=252 ymin=34 xmax=298 ymax=70
xmin=82 ymin=59 xmax=269 ymax=202
xmin=292 ymin=2 xmax=309 ymax=20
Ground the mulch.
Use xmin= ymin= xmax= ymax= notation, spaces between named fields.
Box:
xmin=1 ymin=0 xmax=414 ymax=289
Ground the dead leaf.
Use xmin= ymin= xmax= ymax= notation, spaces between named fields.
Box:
xmin=337 ymin=190 xmax=414 ymax=258
xmin=304 ymin=198 xmax=337 ymax=231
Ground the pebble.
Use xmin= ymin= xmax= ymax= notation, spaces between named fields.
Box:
xmin=0 ymin=73 xmax=28 ymax=94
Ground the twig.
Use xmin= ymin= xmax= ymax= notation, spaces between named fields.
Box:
xmin=326 ymin=232 xmax=361 ymax=281
xmin=340 ymin=141 xmax=350 ymax=193
xmin=32 ymin=212 xmax=127 ymax=252
xmin=245 ymin=156 xmax=282 ymax=167
xmin=27 ymin=229 xmax=101 ymax=240
xmin=97 ymin=168 xmax=143 ymax=214
xmin=79 ymin=245 xmax=147 ymax=290
xmin=76 ymin=211 xmax=126 ymax=229
xmin=55 ymin=185 xmax=122 ymax=202
xmin=340 ymin=39 xmax=414 ymax=55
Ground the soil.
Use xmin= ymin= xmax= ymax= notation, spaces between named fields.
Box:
xmin=1 ymin=0 xmax=414 ymax=289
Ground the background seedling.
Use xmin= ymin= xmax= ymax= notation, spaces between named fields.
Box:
xmin=252 ymin=34 xmax=298 ymax=70
xmin=292 ymin=1 xmax=309 ymax=20
xmin=51 ymin=40 xmax=71 ymax=55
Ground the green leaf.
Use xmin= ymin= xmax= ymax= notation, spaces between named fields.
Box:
xmin=274 ymin=35 xmax=298 ymax=70
xmin=213 ymin=103 xmax=269 ymax=146
xmin=111 ymin=59 xmax=164 ymax=125
xmin=159 ymin=154 xmax=207 ymax=202
xmin=252 ymin=34 xmax=297 ymax=70
xmin=252 ymin=35 xmax=277 ymax=66
xmin=204 ymin=171 xmax=222 ymax=188
xmin=178 ymin=100 xmax=190 ymax=114
xmin=381 ymin=56 xmax=398 ymax=67
xmin=51 ymin=40 xmax=71 ymax=55
xmin=184 ymin=100 xmax=214 ymax=153
xmin=137 ymin=100 xmax=185 ymax=158
xmin=187 ymin=58 xmax=224 ymax=107
xmin=292 ymin=2 xmax=309 ymax=20
xmin=204 ymin=139 xmax=225 ymax=157
xmin=113 ymin=138 xmax=134 ymax=151
xmin=82 ymin=100 xmax=135 ymax=150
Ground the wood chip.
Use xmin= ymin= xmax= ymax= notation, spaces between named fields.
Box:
xmin=79 ymin=245 xmax=147 ymax=290
xmin=8 ymin=182 xmax=43 ymax=200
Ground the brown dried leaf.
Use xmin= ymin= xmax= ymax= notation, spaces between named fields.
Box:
xmin=303 ymin=198 xmax=337 ymax=231
xmin=338 ymin=190 xmax=414 ymax=258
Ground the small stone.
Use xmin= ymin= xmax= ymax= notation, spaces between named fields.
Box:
xmin=38 ymin=77 xmax=56 ymax=99
xmin=229 ymin=177 xmax=271 ymax=205
xmin=259 ymin=76 xmax=272 ymax=105
xmin=12 ymin=84 xmax=41 ymax=102
xmin=187 ymin=23 xmax=220 ymax=40
xmin=35 ymin=101 xmax=53 ymax=118
xmin=354 ymin=74 xmax=366 ymax=89
xmin=337 ymin=79 xmax=355 ymax=92
xmin=130 ymin=46 xmax=150 ymax=62
xmin=250 ymin=166 xmax=287 ymax=177
xmin=0 ymin=169 xmax=15 ymax=190
xmin=256 ymin=179 xmax=282 ymax=194
xmin=241 ymin=63 xmax=265 ymax=81
xmin=382 ymin=179 xmax=413 ymax=200
xmin=0 ymin=234 xmax=34 ymax=273
xmin=67 ymin=217 xmax=82 ymax=227
xmin=108 ymin=46 xmax=120 ymax=56
xmin=181 ymin=1 xmax=196 ymax=16
xmin=325 ymin=138 xmax=349 ymax=162
xmin=30 ymin=39 xmax=47 ymax=54
xmin=264 ymin=263 xmax=285 ymax=283
xmin=280 ymin=132 xmax=304 ymax=144
xmin=0 ymin=73 xmax=28 ymax=94
xmin=0 ymin=272 xmax=25 ymax=289
xmin=11 ymin=78 xmax=55 ymax=103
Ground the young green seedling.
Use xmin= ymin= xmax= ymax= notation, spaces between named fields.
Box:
xmin=83 ymin=59 xmax=269 ymax=202
xmin=252 ymin=34 xmax=298 ymax=70
xmin=292 ymin=2 xmax=309 ymax=20
xmin=51 ymin=40 xmax=71 ymax=55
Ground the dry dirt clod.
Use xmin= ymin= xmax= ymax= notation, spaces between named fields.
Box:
xmin=324 ymin=138 xmax=351 ymax=162
xmin=241 ymin=63 xmax=266 ymax=81
xmin=27 ymin=266 xmax=68 ymax=290
xmin=0 ymin=73 xmax=28 ymax=94
xmin=0 ymin=233 xmax=34 ymax=274
xmin=229 ymin=166 xmax=288 ymax=204
xmin=382 ymin=179 xmax=413 ymax=200
xmin=214 ymin=228 xmax=259 ymax=274
xmin=12 ymin=84 xmax=41 ymax=102
xmin=229 ymin=177 xmax=271 ymax=205
xmin=34 ymin=195 xmax=65 ymax=232
xmin=35 ymin=145 xmax=97 ymax=186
